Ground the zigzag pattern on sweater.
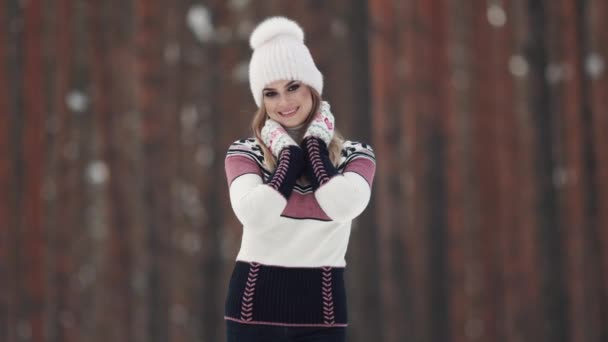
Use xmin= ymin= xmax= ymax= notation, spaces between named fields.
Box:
xmin=227 ymin=138 xmax=375 ymax=175
xmin=239 ymin=262 xmax=260 ymax=321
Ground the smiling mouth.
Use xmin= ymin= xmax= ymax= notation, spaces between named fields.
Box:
xmin=279 ymin=107 xmax=299 ymax=116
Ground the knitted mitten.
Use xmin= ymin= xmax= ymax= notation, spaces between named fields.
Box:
xmin=302 ymin=102 xmax=339 ymax=191
xmin=261 ymin=119 xmax=298 ymax=158
xmin=302 ymin=137 xmax=339 ymax=191
xmin=266 ymin=146 xmax=305 ymax=199
xmin=303 ymin=101 xmax=334 ymax=146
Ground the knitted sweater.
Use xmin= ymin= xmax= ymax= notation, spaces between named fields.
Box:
xmin=224 ymin=137 xmax=376 ymax=327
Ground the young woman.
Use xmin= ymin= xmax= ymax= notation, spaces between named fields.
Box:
xmin=224 ymin=16 xmax=376 ymax=342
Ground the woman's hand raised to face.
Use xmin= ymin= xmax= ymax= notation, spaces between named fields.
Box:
xmin=303 ymin=101 xmax=335 ymax=147
xmin=261 ymin=118 xmax=298 ymax=158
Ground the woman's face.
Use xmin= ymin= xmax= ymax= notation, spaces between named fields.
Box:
xmin=262 ymin=79 xmax=313 ymax=128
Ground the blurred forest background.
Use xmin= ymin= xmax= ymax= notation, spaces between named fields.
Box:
xmin=1 ymin=0 xmax=607 ymax=341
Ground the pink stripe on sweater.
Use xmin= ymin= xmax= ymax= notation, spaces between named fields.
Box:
xmin=224 ymin=316 xmax=347 ymax=327
xmin=225 ymin=155 xmax=262 ymax=185
xmin=343 ymin=158 xmax=375 ymax=187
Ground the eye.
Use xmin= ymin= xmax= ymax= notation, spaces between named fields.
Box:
xmin=287 ymin=83 xmax=300 ymax=92
xmin=264 ymin=91 xmax=277 ymax=97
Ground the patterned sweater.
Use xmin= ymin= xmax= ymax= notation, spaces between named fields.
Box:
xmin=224 ymin=137 xmax=376 ymax=327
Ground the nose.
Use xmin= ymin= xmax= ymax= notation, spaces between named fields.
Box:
xmin=277 ymin=95 xmax=290 ymax=109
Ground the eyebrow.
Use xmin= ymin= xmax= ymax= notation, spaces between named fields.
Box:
xmin=263 ymin=80 xmax=299 ymax=92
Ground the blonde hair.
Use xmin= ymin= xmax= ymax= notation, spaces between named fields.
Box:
xmin=252 ymin=88 xmax=344 ymax=171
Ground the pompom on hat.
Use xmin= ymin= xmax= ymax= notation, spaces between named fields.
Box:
xmin=248 ymin=17 xmax=323 ymax=107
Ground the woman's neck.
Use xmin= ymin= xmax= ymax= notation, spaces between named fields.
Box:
xmin=285 ymin=123 xmax=306 ymax=143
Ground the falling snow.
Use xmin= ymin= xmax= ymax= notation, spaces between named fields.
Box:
xmin=509 ymin=55 xmax=528 ymax=77
xmin=180 ymin=105 xmax=201 ymax=146
xmin=86 ymin=160 xmax=109 ymax=185
xmin=487 ymin=4 xmax=507 ymax=27
xmin=585 ymin=53 xmax=604 ymax=79
xmin=232 ymin=61 xmax=249 ymax=83
xmin=66 ymin=90 xmax=89 ymax=113
xmin=187 ymin=5 xmax=214 ymax=42
xmin=195 ymin=145 xmax=214 ymax=167
xmin=174 ymin=181 xmax=205 ymax=221
xmin=331 ymin=19 xmax=348 ymax=37
xmin=180 ymin=104 xmax=199 ymax=128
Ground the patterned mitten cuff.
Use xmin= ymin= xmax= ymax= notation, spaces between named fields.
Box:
xmin=302 ymin=136 xmax=339 ymax=191
xmin=303 ymin=101 xmax=335 ymax=146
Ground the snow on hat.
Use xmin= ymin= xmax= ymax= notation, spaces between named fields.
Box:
xmin=248 ymin=17 xmax=323 ymax=107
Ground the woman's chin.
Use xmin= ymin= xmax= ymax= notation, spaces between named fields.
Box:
xmin=274 ymin=115 xmax=305 ymax=128
xmin=281 ymin=118 xmax=307 ymax=129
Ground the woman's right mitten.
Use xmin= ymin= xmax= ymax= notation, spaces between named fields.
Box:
xmin=261 ymin=119 xmax=298 ymax=158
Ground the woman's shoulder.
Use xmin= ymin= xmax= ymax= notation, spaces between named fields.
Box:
xmin=226 ymin=137 xmax=265 ymax=162
xmin=340 ymin=139 xmax=375 ymax=160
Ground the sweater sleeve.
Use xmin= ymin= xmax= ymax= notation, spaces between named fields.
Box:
xmin=302 ymin=137 xmax=376 ymax=222
xmin=225 ymin=140 xmax=304 ymax=227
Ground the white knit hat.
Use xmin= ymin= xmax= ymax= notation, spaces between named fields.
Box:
xmin=248 ymin=17 xmax=323 ymax=107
